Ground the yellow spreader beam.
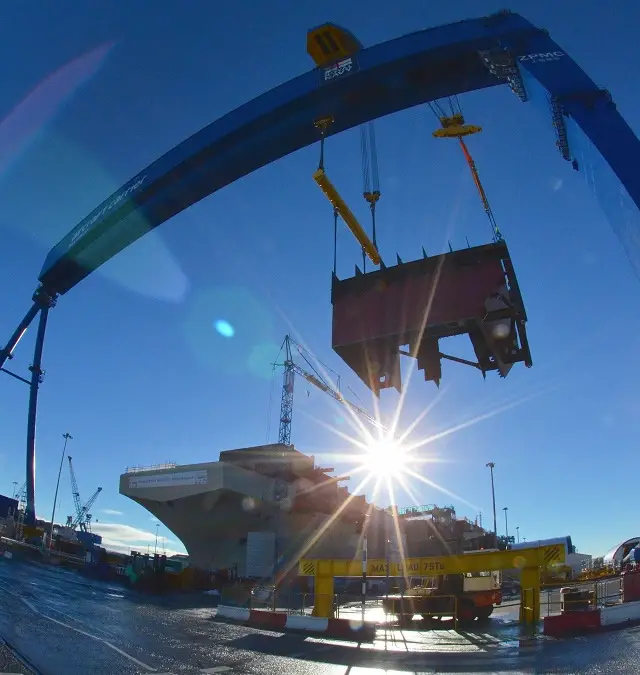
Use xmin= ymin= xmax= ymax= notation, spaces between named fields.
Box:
xmin=299 ymin=543 xmax=566 ymax=624
xmin=313 ymin=167 xmax=381 ymax=266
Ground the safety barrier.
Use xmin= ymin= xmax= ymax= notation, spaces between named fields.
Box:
xmin=543 ymin=602 xmax=640 ymax=636
xmin=539 ymin=579 xmax=640 ymax=636
xmin=215 ymin=604 xmax=376 ymax=641
xmin=248 ymin=590 xmax=465 ymax=622
xmin=540 ymin=580 xmax=622 ymax=618
xmin=229 ymin=588 xmax=468 ymax=632
xmin=247 ymin=591 xmax=386 ymax=620
xmin=237 ymin=576 xmax=634 ymax=639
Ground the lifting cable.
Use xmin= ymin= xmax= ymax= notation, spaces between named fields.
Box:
xmin=312 ymin=117 xmax=382 ymax=271
xmin=428 ymin=97 xmax=502 ymax=243
xmin=360 ymin=122 xmax=381 ymax=252
xmin=333 ymin=207 xmax=338 ymax=275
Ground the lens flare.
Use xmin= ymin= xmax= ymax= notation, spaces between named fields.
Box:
xmin=214 ymin=319 xmax=235 ymax=338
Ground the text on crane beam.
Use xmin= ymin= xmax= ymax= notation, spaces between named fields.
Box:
xmin=68 ymin=174 xmax=148 ymax=250
xmin=323 ymin=57 xmax=357 ymax=82
xmin=519 ymin=51 xmax=565 ymax=64
xmin=369 ymin=560 xmax=447 ymax=576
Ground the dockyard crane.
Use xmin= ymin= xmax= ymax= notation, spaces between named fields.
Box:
xmin=276 ymin=334 xmax=387 ymax=445
xmin=67 ymin=455 xmax=102 ymax=532
xmin=14 ymin=482 xmax=27 ymax=540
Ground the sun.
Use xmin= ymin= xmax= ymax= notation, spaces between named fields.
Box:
xmin=361 ymin=438 xmax=410 ymax=479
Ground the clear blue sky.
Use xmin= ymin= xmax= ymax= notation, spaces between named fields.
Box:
xmin=0 ymin=0 xmax=639 ymax=557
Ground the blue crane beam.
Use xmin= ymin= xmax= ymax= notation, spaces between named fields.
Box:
xmin=37 ymin=10 xmax=640 ymax=295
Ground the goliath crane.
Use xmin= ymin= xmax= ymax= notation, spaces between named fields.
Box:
xmin=67 ymin=455 xmax=102 ymax=534
xmin=276 ymin=334 xmax=387 ymax=446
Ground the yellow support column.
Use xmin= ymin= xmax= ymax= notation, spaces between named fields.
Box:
xmin=313 ymin=572 xmax=335 ymax=618
xmin=520 ymin=566 xmax=541 ymax=625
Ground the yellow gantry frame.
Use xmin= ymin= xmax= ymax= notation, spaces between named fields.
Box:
xmin=298 ymin=542 xmax=567 ymax=625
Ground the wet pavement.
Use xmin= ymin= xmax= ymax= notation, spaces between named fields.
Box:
xmin=1 ymin=559 xmax=640 ymax=674
xmin=0 ymin=641 xmax=30 ymax=674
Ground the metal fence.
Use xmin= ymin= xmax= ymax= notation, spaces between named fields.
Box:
xmin=532 ymin=578 xmax=623 ymax=618
xmin=246 ymin=590 xmax=461 ymax=625
xmin=241 ymin=579 xmax=625 ymax=625
xmin=248 ymin=592 xmax=376 ymax=617
xmin=124 ymin=462 xmax=177 ymax=474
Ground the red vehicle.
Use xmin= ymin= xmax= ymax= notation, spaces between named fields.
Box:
xmin=382 ymin=571 xmax=502 ymax=626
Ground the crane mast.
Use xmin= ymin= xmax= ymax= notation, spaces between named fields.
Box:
xmin=277 ymin=335 xmax=386 ymax=446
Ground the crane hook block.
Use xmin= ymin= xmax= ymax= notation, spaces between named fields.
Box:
xmin=330 ymin=240 xmax=532 ymax=395
xmin=307 ymin=23 xmax=363 ymax=68
xmin=433 ymin=114 xmax=482 ymax=138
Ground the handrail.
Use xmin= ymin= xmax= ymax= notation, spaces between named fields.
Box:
xmin=124 ymin=463 xmax=177 ymax=474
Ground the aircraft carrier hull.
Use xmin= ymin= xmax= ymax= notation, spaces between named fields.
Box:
xmin=119 ymin=445 xmax=397 ymax=575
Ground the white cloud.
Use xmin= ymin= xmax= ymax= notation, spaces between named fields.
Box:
xmin=101 ymin=509 xmax=123 ymax=516
xmin=551 ymin=177 xmax=564 ymax=192
xmin=91 ymin=522 xmax=185 ymax=557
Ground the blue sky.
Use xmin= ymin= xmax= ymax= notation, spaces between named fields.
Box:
xmin=0 ymin=0 xmax=639 ymax=557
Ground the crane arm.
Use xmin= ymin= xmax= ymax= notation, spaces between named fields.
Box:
xmin=72 ymin=486 xmax=102 ymax=530
xmin=291 ymin=362 xmax=387 ymax=432
xmin=82 ymin=487 xmax=102 ymax=515
xmin=79 ymin=487 xmax=102 ymax=532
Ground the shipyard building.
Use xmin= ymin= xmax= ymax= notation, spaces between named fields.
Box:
xmin=119 ymin=443 xmax=491 ymax=576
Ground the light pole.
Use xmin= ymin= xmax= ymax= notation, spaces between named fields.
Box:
xmin=12 ymin=481 xmax=18 ymax=499
xmin=361 ymin=516 xmax=369 ymax=623
xmin=49 ymin=432 xmax=72 ymax=548
xmin=154 ymin=523 xmax=159 ymax=555
xmin=385 ymin=538 xmax=391 ymax=606
xmin=486 ymin=462 xmax=497 ymax=546
xmin=503 ymin=507 xmax=509 ymax=541
xmin=516 ymin=526 xmax=520 ymax=543
xmin=273 ymin=473 xmax=288 ymax=583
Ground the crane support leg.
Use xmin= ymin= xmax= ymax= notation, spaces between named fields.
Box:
xmin=503 ymin=32 xmax=640 ymax=274
xmin=313 ymin=572 xmax=335 ymax=618
xmin=519 ymin=566 xmax=541 ymax=625
xmin=0 ymin=303 xmax=40 ymax=372
xmin=24 ymin=305 xmax=50 ymax=531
